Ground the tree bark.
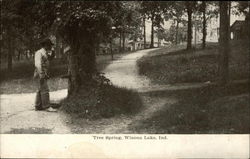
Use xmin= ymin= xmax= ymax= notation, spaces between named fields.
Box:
xmin=110 ymin=38 xmax=113 ymax=60
xmin=150 ymin=15 xmax=154 ymax=48
xmin=143 ymin=17 xmax=146 ymax=49
xmin=228 ymin=1 xmax=231 ymax=40
xmin=122 ymin=30 xmax=125 ymax=51
xmin=248 ymin=2 xmax=250 ymax=40
xmin=218 ymin=1 xmax=230 ymax=84
xmin=67 ymin=34 xmax=97 ymax=96
xmin=67 ymin=51 xmax=80 ymax=96
xmin=187 ymin=3 xmax=193 ymax=50
xmin=157 ymin=30 xmax=160 ymax=47
xmin=7 ymin=33 xmax=13 ymax=71
xmin=17 ymin=50 xmax=21 ymax=61
xmin=202 ymin=1 xmax=207 ymax=49
xmin=56 ymin=34 xmax=61 ymax=58
xmin=175 ymin=20 xmax=179 ymax=45
xmin=119 ymin=30 xmax=122 ymax=52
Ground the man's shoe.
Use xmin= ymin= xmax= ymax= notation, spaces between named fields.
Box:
xmin=35 ymin=107 xmax=44 ymax=111
xmin=45 ymin=107 xmax=58 ymax=112
xmin=50 ymin=103 xmax=61 ymax=109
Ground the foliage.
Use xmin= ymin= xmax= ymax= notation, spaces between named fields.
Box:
xmin=233 ymin=1 xmax=249 ymax=16
xmin=60 ymin=75 xmax=143 ymax=119
xmin=156 ymin=26 xmax=167 ymax=41
xmin=112 ymin=1 xmax=143 ymax=41
xmin=195 ymin=1 xmax=219 ymax=27
xmin=165 ymin=24 xmax=187 ymax=43
xmin=165 ymin=1 xmax=186 ymax=23
xmin=140 ymin=2 xmax=165 ymax=27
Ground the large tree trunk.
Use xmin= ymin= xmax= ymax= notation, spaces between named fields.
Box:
xmin=175 ymin=20 xmax=179 ymax=45
xmin=228 ymin=1 xmax=231 ymax=40
xmin=202 ymin=1 xmax=207 ymax=49
xmin=248 ymin=2 xmax=250 ymax=40
xmin=7 ymin=34 xmax=13 ymax=71
xmin=56 ymin=34 xmax=61 ymax=58
xmin=17 ymin=50 xmax=21 ymax=61
xmin=218 ymin=1 xmax=230 ymax=84
xmin=81 ymin=38 xmax=96 ymax=75
xmin=187 ymin=3 xmax=193 ymax=50
xmin=143 ymin=17 xmax=146 ymax=49
xmin=150 ymin=15 xmax=154 ymax=48
xmin=67 ymin=35 xmax=97 ymax=96
xmin=68 ymin=51 xmax=80 ymax=96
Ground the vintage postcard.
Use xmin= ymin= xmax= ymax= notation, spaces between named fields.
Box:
xmin=1 ymin=0 xmax=249 ymax=158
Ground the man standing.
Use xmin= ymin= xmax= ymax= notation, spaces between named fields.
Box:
xmin=34 ymin=38 xmax=57 ymax=112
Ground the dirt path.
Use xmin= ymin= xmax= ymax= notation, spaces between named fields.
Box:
xmin=67 ymin=48 xmax=179 ymax=134
xmin=104 ymin=49 xmax=156 ymax=89
xmin=0 ymin=48 xmax=161 ymax=134
xmin=0 ymin=89 xmax=70 ymax=133
xmin=1 ymin=48 xmax=212 ymax=134
xmin=99 ymin=49 xmax=177 ymax=133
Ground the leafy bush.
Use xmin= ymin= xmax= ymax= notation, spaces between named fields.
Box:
xmin=60 ymin=73 xmax=143 ymax=119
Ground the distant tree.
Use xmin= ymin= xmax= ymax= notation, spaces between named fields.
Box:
xmin=166 ymin=25 xmax=175 ymax=43
xmin=111 ymin=1 xmax=142 ymax=52
xmin=143 ymin=16 xmax=146 ymax=48
xmin=234 ymin=1 xmax=250 ymax=39
xmin=195 ymin=1 xmax=219 ymax=49
xmin=185 ymin=1 xmax=197 ymax=50
xmin=218 ymin=1 xmax=230 ymax=84
xmin=156 ymin=26 xmax=166 ymax=46
xmin=2 ymin=0 xmax=59 ymax=71
xmin=166 ymin=1 xmax=186 ymax=45
xmin=1 ymin=0 xmax=21 ymax=71
xmin=141 ymin=2 xmax=165 ymax=48
xmin=201 ymin=1 xmax=207 ymax=49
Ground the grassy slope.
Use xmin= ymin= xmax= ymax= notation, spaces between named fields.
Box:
xmin=0 ymin=59 xmax=68 ymax=94
xmin=137 ymin=40 xmax=249 ymax=84
xmin=61 ymin=84 xmax=143 ymax=119
xmin=129 ymin=82 xmax=250 ymax=134
xmin=133 ymin=40 xmax=250 ymax=133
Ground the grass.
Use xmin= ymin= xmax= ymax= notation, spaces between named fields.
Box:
xmin=60 ymin=83 xmax=143 ymax=119
xmin=131 ymin=40 xmax=250 ymax=134
xmin=0 ymin=59 xmax=68 ymax=94
xmin=137 ymin=40 xmax=249 ymax=85
xmin=129 ymin=81 xmax=250 ymax=134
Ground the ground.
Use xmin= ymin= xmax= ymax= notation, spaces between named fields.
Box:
xmin=1 ymin=42 xmax=249 ymax=134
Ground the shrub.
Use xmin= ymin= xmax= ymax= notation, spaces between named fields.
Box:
xmin=60 ymin=73 xmax=143 ymax=119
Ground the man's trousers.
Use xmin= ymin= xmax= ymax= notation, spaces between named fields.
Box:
xmin=35 ymin=78 xmax=50 ymax=110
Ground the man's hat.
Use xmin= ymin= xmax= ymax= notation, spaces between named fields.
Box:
xmin=40 ymin=38 xmax=54 ymax=47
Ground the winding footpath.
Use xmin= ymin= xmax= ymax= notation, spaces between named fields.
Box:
xmin=0 ymin=48 xmax=162 ymax=134
xmin=69 ymin=48 xmax=178 ymax=133
xmin=1 ymin=48 xmax=207 ymax=134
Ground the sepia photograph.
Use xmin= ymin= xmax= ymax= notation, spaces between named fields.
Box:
xmin=0 ymin=0 xmax=249 ymax=158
